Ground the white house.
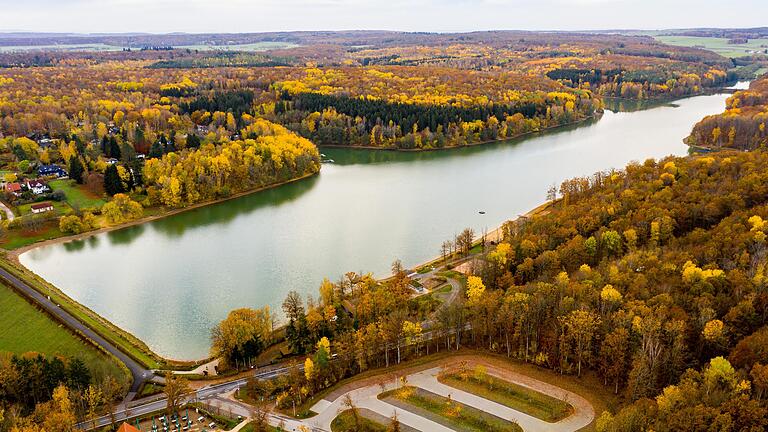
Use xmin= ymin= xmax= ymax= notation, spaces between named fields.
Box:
xmin=30 ymin=202 xmax=54 ymax=214
xmin=26 ymin=179 xmax=48 ymax=195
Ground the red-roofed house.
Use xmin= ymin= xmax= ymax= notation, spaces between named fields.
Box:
xmin=5 ymin=182 xmax=21 ymax=196
xmin=117 ymin=423 xmax=141 ymax=432
xmin=26 ymin=179 xmax=48 ymax=195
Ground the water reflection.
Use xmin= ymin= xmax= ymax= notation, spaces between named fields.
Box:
xmin=20 ymin=93 xmax=732 ymax=360
xmin=63 ymin=239 xmax=86 ymax=252
xmin=149 ymin=174 xmax=320 ymax=238
xmin=326 ymin=116 xmax=603 ymax=166
xmin=107 ymin=224 xmax=146 ymax=246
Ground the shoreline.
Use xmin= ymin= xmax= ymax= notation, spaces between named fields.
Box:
xmin=5 ymin=86 xmax=723 ymax=364
xmin=599 ymin=85 xmax=737 ymax=103
xmin=403 ymin=199 xmax=554 ymax=275
xmin=7 ymin=170 xmax=320 ymax=262
xmin=6 ymin=114 xmax=601 ymax=259
xmin=317 ymin=113 xmax=603 ymax=153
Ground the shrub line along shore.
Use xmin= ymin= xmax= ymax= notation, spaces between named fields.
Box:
xmin=315 ymin=113 xmax=603 ymax=152
xmin=6 ymin=170 xmax=320 ymax=260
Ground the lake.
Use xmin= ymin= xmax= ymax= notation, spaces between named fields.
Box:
xmin=20 ymin=92 xmax=731 ymax=360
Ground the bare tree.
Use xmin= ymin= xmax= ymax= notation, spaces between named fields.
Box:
xmin=456 ymin=228 xmax=475 ymax=255
xmin=391 ymin=259 xmax=403 ymax=276
xmin=546 ymin=184 xmax=558 ymax=201
xmin=101 ymin=375 xmax=122 ymax=430
xmin=250 ymin=403 xmax=272 ymax=432
xmin=343 ymin=394 xmax=361 ymax=431
xmin=163 ymin=373 xmax=190 ymax=416
xmin=388 ymin=411 xmax=401 ymax=432
xmin=441 ymin=240 xmax=452 ymax=262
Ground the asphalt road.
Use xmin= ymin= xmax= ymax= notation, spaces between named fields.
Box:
xmin=83 ymin=365 xmax=302 ymax=429
xmin=0 ymin=266 xmax=152 ymax=393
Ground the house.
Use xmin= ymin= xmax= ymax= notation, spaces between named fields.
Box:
xmin=30 ymin=202 xmax=54 ymax=214
xmin=26 ymin=179 xmax=49 ymax=195
xmin=5 ymin=182 xmax=21 ymax=196
xmin=37 ymin=138 xmax=55 ymax=149
xmin=38 ymin=164 xmax=68 ymax=178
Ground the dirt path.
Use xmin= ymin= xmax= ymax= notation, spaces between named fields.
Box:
xmin=175 ymin=358 xmax=219 ymax=376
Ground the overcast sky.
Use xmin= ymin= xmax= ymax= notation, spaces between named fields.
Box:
xmin=0 ymin=0 xmax=764 ymax=34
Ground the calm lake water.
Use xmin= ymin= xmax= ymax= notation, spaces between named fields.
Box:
xmin=21 ymin=93 xmax=731 ymax=360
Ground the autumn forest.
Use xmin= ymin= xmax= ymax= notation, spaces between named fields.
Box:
xmin=1 ymin=27 xmax=768 ymax=432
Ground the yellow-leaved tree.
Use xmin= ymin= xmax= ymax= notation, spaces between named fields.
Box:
xmin=466 ymin=276 xmax=486 ymax=304
xmin=102 ymin=194 xmax=143 ymax=224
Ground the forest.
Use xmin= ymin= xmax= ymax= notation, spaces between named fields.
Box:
xmin=0 ymin=30 xmax=765 ymax=431
xmin=687 ymin=75 xmax=768 ymax=150
xmin=219 ymin=148 xmax=768 ymax=431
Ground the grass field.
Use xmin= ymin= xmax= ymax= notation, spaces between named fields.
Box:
xmin=0 ymin=43 xmax=124 ymax=53
xmin=173 ymin=42 xmax=298 ymax=52
xmin=240 ymin=421 xmax=282 ymax=432
xmin=136 ymin=382 xmax=165 ymax=398
xmin=440 ymin=371 xmax=572 ymax=422
xmin=1 ymin=223 xmax=65 ymax=250
xmin=655 ymin=36 xmax=768 ymax=58
xmin=49 ymin=179 xmax=107 ymax=209
xmin=17 ymin=200 xmax=71 ymax=216
xmin=0 ymin=281 xmax=129 ymax=385
xmin=331 ymin=409 xmax=387 ymax=432
xmin=380 ymin=386 xmax=522 ymax=432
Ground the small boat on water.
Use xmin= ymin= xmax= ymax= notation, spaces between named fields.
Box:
xmin=479 ymin=211 xmax=486 ymax=214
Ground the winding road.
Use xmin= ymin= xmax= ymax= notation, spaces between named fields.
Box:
xmin=0 ymin=201 xmax=14 ymax=222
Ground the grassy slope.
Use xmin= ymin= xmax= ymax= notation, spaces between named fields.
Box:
xmin=0 ymin=259 xmax=162 ymax=369
xmin=655 ymin=35 xmax=768 ymax=58
xmin=440 ymin=372 xmax=572 ymax=422
xmin=0 ymin=281 xmax=129 ymax=385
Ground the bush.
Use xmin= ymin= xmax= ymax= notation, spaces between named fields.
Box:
xmin=58 ymin=212 xmax=98 ymax=234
